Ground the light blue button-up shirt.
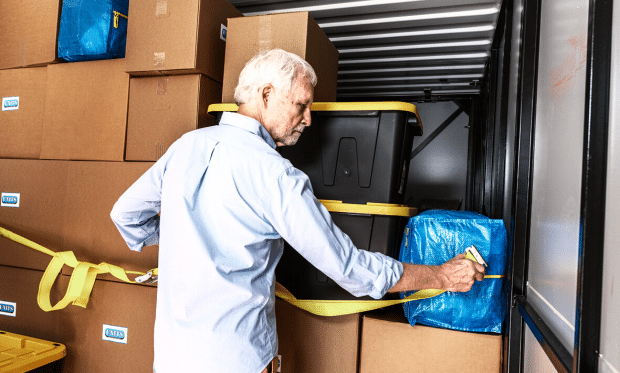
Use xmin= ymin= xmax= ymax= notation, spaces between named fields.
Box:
xmin=110 ymin=112 xmax=404 ymax=373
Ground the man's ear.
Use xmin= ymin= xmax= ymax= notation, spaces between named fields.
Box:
xmin=261 ymin=84 xmax=273 ymax=108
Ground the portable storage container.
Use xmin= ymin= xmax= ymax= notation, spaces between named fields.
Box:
xmin=276 ymin=200 xmax=417 ymax=301
xmin=281 ymin=102 xmax=422 ymax=204
xmin=208 ymin=102 xmax=422 ymax=204
xmin=0 ymin=331 xmax=65 ymax=373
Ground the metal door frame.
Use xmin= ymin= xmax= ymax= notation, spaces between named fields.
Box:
xmin=503 ymin=0 xmax=612 ymax=371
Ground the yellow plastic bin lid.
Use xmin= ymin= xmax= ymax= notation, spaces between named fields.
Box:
xmin=319 ymin=199 xmax=417 ymax=217
xmin=207 ymin=102 xmax=423 ymax=133
xmin=0 ymin=331 xmax=66 ymax=373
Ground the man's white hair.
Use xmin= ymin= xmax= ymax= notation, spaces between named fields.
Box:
xmin=234 ymin=48 xmax=317 ymax=105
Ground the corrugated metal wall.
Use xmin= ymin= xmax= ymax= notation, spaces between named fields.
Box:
xmin=229 ymin=0 xmax=502 ymax=101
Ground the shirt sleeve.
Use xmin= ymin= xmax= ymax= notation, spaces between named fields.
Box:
xmin=110 ymin=150 xmax=171 ymax=252
xmin=265 ymin=166 xmax=404 ymax=299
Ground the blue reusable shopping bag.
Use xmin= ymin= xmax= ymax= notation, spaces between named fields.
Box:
xmin=58 ymin=0 xmax=129 ymax=62
xmin=399 ymin=210 xmax=509 ymax=333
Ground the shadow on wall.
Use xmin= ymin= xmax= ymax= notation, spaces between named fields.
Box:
xmin=405 ymin=101 xmax=470 ymax=210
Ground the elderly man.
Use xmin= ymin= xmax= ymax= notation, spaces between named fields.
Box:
xmin=111 ymin=48 xmax=485 ymax=373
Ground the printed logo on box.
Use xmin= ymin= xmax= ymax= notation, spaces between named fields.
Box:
xmin=2 ymin=97 xmax=19 ymax=111
xmin=220 ymin=24 xmax=227 ymax=42
xmin=1 ymin=193 xmax=20 ymax=208
xmin=102 ymin=324 xmax=128 ymax=344
xmin=0 ymin=301 xmax=16 ymax=317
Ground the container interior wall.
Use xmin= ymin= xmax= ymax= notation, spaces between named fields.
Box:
xmin=405 ymin=101 xmax=470 ymax=211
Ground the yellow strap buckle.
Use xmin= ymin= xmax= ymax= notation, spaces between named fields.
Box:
xmin=135 ymin=269 xmax=159 ymax=284
xmin=113 ymin=10 xmax=128 ymax=29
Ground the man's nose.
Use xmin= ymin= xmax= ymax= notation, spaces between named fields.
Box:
xmin=303 ymin=107 xmax=312 ymax=127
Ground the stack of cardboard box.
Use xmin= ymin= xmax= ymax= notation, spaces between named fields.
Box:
xmin=124 ymin=0 xmax=242 ymax=161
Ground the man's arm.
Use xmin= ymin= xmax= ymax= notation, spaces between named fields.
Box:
xmin=266 ymin=167 xmax=404 ymax=299
xmin=110 ymin=152 xmax=171 ymax=252
xmin=388 ymin=253 xmax=486 ymax=293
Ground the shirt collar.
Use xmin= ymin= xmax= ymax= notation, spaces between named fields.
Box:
xmin=219 ymin=112 xmax=277 ymax=150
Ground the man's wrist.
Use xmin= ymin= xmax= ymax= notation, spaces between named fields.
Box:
xmin=388 ymin=263 xmax=444 ymax=293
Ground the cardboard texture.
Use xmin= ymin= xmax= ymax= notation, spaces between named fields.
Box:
xmin=275 ymin=299 xmax=360 ymax=373
xmin=0 ymin=0 xmax=61 ymax=70
xmin=124 ymin=0 xmax=243 ymax=81
xmin=125 ymin=74 xmax=222 ymax=161
xmin=40 ymin=59 xmax=130 ymax=161
xmin=0 ymin=159 xmax=157 ymax=282
xmin=222 ymin=12 xmax=339 ymax=103
xmin=56 ymin=276 xmax=157 ymax=373
xmin=0 ymin=67 xmax=47 ymax=159
xmin=359 ymin=311 xmax=504 ymax=373
xmin=0 ymin=266 xmax=61 ymax=343
xmin=0 ymin=160 xmax=69 ymax=271
xmin=60 ymin=161 xmax=158 ymax=283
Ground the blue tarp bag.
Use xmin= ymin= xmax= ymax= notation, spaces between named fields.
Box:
xmin=399 ymin=210 xmax=509 ymax=333
xmin=58 ymin=0 xmax=129 ymax=62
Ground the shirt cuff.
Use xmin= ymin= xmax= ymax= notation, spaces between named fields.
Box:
xmin=144 ymin=232 xmax=160 ymax=248
xmin=373 ymin=257 xmax=404 ymax=298
xmin=130 ymin=230 xmax=159 ymax=252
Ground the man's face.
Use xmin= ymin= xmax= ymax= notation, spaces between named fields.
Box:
xmin=263 ymin=75 xmax=314 ymax=147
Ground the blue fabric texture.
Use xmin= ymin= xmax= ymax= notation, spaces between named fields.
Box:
xmin=58 ymin=0 xmax=129 ymax=62
xmin=399 ymin=210 xmax=509 ymax=333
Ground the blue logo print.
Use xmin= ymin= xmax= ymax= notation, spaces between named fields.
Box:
xmin=0 ymin=304 xmax=15 ymax=314
xmin=3 ymin=99 xmax=18 ymax=109
xmin=105 ymin=328 xmax=125 ymax=340
xmin=1 ymin=196 xmax=18 ymax=205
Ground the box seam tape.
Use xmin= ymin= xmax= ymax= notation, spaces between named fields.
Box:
xmin=258 ymin=16 xmax=272 ymax=52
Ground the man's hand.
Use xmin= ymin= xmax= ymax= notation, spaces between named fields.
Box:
xmin=388 ymin=253 xmax=486 ymax=293
xmin=433 ymin=253 xmax=486 ymax=292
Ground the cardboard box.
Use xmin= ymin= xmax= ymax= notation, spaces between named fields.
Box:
xmin=125 ymin=74 xmax=222 ymax=161
xmin=40 ymin=59 xmax=130 ymax=161
xmin=56 ymin=276 xmax=157 ymax=372
xmin=0 ymin=67 xmax=47 ymax=159
xmin=0 ymin=160 xmax=157 ymax=282
xmin=0 ymin=160 xmax=69 ymax=271
xmin=60 ymin=161 xmax=158 ymax=284
xmin=275 ymin=299 xmax=359 ymax=373
xmin=0 ymin=266 xmax=61 ymax=343
xmin=124 ymin=0 xmax=242 ymax=81
xmin=0 ymin=0 xmax=61 ymax=70
xmin=359 ymin=311 xmax=504 ymax=373
xmin=222 ymin=12 xmax=339 ymax=103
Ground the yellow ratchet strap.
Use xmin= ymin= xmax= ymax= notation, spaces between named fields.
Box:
xmin=0 ymin=226 xmax=157 ymax=312
xmin=113 ymin=11 xmax=128 ymax=29
xmin=275 ymin=282 xmax=446 ymax=317
xmin=0 ymin=226 xmax=503 ymax=316
xmin=276 ymin=250 xmax=503 ymax=317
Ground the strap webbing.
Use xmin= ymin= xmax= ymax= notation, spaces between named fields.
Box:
xmin=0 ymin=226 xmax=502 ymax=315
